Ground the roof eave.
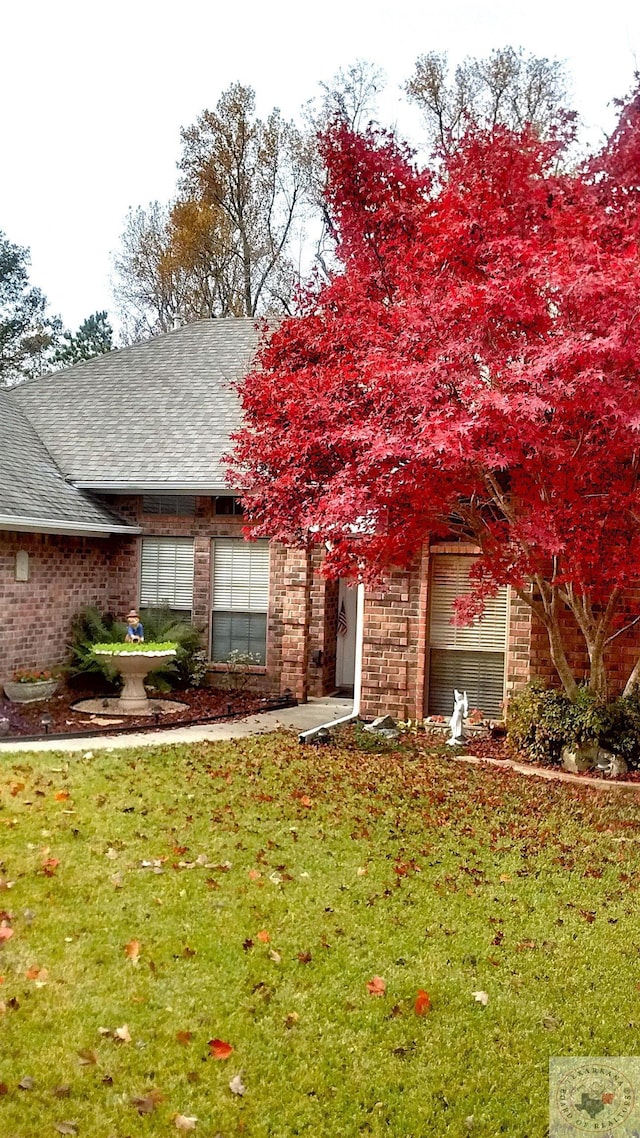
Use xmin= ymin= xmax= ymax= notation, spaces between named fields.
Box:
xmin=71 ymin=481 xmax=242 ymax=494
xmin=0 ymin=515 xmax=141 ymax=538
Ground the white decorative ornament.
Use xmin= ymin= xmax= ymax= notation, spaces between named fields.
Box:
xmin=447 ymin=689 xmax=468 ymax=746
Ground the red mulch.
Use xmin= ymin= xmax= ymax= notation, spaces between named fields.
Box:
xmin=0 ymin=685 xmax=273 ymax=741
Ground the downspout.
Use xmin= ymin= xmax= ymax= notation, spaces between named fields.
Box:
xmin=299 ymin=582 xmax=365 ymax=743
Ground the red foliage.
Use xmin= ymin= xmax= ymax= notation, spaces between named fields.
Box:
xmin=231 ymin=88 xmax=640 ymax=696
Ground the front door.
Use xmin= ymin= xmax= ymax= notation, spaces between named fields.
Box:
xmin=335 ymin=580 xmax=357 ymax=691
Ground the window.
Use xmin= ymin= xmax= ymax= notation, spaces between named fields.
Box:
xmin=142 ymin=494 xmax=196 ymax=516
xmin=215 ymin=496 xmax=244 ymax=516
xmin=140 ymin=537 xmax=195 ymax=613
xmin=428 ymin=555 xmax=508 ymax=718
xmin=211 ymin=538 xmax=269 ymax=663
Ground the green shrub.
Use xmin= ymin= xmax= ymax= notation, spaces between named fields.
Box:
xmin=507 ymin=681 xmax=640 ymax=767
xmin=138 ymin=608 xmax=205 ymax=689
xmin=66 ymin=606 xmax=127 ymax=689
xmin=67 ymin=605 xmax=206 ymax=691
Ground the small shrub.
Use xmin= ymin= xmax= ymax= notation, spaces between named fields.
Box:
xmin=140 ymin=608 xmax=205 ymax=689
xmin=67 ymin=606 xmax=126 ymax=689
xmin=218 ymin=650 xmax=262 ymax=692
xmin=507 ymin=681 xmax=640 ymax=767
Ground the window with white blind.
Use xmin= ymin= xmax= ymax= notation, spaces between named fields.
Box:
xmin=140 ymin=537 xmax=195 ymax=613
xmin=211 ymin=539 xmax=269 ymax=663
xmin=428 ymin=555 xmax=508 ymax=718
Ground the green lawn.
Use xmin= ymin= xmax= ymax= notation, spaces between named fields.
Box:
xmin=1 ymin=730 xmax=640 ymax=1137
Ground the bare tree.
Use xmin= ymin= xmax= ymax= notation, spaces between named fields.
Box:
xmin=113 ymin=84 xmax=307 ymax=337
xmin=302 ymin=60 xmax=386 ymax=279
xmin=405 ymin=47 xmax=569 ymax=154
xmin=178 ymin=83 xmax=305 ymax=318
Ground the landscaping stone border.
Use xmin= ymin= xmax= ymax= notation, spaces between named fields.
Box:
xmin=454 ymin=753 xmax=640 ymax=791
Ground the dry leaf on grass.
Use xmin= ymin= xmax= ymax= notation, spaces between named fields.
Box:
xmin=124 ymin=939 xmax=141 ymax=964
xmin=415 ymin=989 xmax=431 ymax=1015
xmin=174 ymin=1114 xmax=198 ymax=1130
xmin=229 ymin=1074 xmax=246 ymax=1096
xmin=472 ymin=990 xmax=489 ymax=1006
xmin=208 ymin=1038 xmax=233 ymax=1060
xmin=366 ymin=976 xmax=386 ymax=997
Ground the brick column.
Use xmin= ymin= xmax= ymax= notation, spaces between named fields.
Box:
xmin=193 ymin=536 xmax=211 ymax=650
xmin=279 ymin=548 xmax=311 ymax=701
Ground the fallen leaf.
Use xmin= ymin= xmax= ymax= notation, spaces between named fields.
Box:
xmin=54 ymin=1123 xmax=78 ymax=1136
xmin=10 ymin=783 xmax=25 ymax=797
xmin=415 ymin=989 xmax=431 ymax=1015
xmin=125 ymin=939 xmax=141 ymax=964
xmin=105 ymin=848 xmax=118 ymax=860
xmin=176 ymin=1030 xmax=193 ymax=1045
xmin=132 ymin=1090 xmax=164 ymax=1115
xmin=175 ymin=1115 xmax=198 ymax=1131
xmin=0 ymin=928 xmax=14 ymax=943
xmin=284 ymin=1012 xmax=299 ymax=1029
xmin=0 ymin=1082 xmax=8 ymax=1094
xmin=208 ymin=1038 xmax=233 ymax=1060
xmin=55 ymin=791 xmax=70 ymax=802
xmin=472 ymin=990 xmax=489 ymax=1006
xmin=242 ymin=939 xmax=253 ymax=951
xmin=269 ymin=949 xmax=281 ymax=964
xmin=297 ymin=951 xmax=312 ymax=964
xmin=53 ymin=1085 xmax=71 ymax=1098
xmin=367 ymin=976 xmax=386 ymax=997
xmin=248 ymin=869 xmax=261 ymax=880
xmin=77 ymin=1049 xmax=97 ymax=1065
xmin=110 ymin=873 xmax=123 ymax=889
xmin=499 ymin=874 xmax=511 ymax=883
xmin=42 ymin=857 xmax=60 ymax=877
xmin=256 ymin=929 xmax=270 ymax=943
xmin=114 ymin=1024 xmax=132 ymax=1043
xmin=356 ymin=866 xmax=368 ymax=876
xmin=300 ymin=796 xmax=313 ymax=808
xmin=25 ymin=965 xmax=48 ymax=984
xmin=229 ymin=1074 xmax=246 ymax=1096
xmin=18 ymin=1076 xmax=35 ymax=1090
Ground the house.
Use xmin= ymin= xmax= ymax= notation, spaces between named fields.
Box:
xmin=1 ymin=317 xmax=568 ymax=721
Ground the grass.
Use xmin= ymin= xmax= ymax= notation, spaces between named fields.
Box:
xmin=1 ymin=730 xmax=640 ymax=1136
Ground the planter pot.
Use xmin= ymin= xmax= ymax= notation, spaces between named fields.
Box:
xmin=3 ymin=679 xmax=58 ymax=703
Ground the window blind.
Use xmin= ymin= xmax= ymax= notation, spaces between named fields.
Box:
xmin=212 ymin=540 xmax=269 ymax=613
xmin=428 ymin=555 xmax=508 ymax=718
xmin=140 ymin=537 xmax=195 ymax=610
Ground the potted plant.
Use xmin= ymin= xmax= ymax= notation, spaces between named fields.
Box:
xmin=3 ymin=668 xmax=59 ymax=703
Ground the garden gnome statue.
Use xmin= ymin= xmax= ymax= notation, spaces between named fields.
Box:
xmin=447 ymin=689 xmax=468 ymax=746
xmin=125 ymin=609 xmax=144 ymax=643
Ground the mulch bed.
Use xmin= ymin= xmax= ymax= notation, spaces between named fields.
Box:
xmin=0 ymin=684 xmax=276 ymax=741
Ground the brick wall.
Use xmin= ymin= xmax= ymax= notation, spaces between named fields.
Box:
xmin=0 ymin=530 xmax=137 ymax=681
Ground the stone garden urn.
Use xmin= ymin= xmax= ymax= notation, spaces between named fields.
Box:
xmin=92 ymin=647 xmax=177 ymax=713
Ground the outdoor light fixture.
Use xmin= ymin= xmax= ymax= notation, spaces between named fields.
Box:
xmin=40 ymin=714 xmax=53 ymax=735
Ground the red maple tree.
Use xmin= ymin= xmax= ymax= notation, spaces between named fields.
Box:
xmin=230 ymin=88 xmax=640 ymax=701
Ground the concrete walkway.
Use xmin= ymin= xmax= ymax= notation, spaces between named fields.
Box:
xmin=0 ymin=696 xmax=354 ymax=755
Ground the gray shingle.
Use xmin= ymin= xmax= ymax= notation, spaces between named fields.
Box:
xmin=9 ymin=318 xmax=261 ymax=488
xmin=0 ymin=391 xmax=138 ymax=533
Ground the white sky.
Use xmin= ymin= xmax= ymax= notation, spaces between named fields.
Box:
xmin=2 ymin=0 xmax=639 ymax=333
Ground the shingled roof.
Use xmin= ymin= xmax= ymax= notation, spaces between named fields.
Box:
xmin=9 ymin=318 xmax=261 ymax=491
xmin=0 ymin=392 xmax=139 ymax=536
